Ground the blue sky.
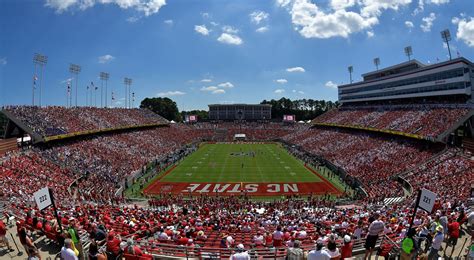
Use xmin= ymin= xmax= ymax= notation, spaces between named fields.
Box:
xmin=0 ymin=0 xmax=473 ymax=111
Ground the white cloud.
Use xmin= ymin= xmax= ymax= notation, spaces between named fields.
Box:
xmin=201 ymin=82 xmax=233 ymax=94
xmin=325 ymin=81 xmax=338 ymax=88
xmin=256 ymin=26 xmax=269 ymax=33
xmin=218 ymin=82 xmax=234 ymax=88
xmin=275 ymin=79 xmax=288 ymax=84
xmin=278 ymin=0 xmax=412 ymax=39
xmin=330 ymin=0 xmax=355 ymax=10
xmin=222 ymin=25 xmax=239 ymax=34
xmin=452 ymin=17 xmax=460 ymax=25
xmin=274 ymin=89 xmax=285 ymax=94
xmin=250 ymin=11 xmax=269 ymax=24
xmin=98 ymin=54 xmax=115 ymax=64
xmin=292 ymin=89 xmax=305 ymax=94
xmin=157 ymin=90 xmax=186 ymax=96
xmin=280 ymin=0 xmax=378 ymax=39
xmin=367 ymin=31 xmax=374 ymax=37
xmin=46 ymin=0 xmax=166 ymax=16
xmin=45 ymin=0 xmax=76 ymax=13
xmin=210 ymin=21 xmax=219 ymax=26
xmin=201 ymin=79 xmax=212 ymax=83
xmin=405 ymin=21 xmax=414 ymax=29
xmin=201 ymin=12 xmax=210 ymax=18
xmin=164 ymin=19 xmax=173 ymax=25
xmin=127 ymin=16 xmax=140 ymax=23
xmin=201 ymin=86 xmax=219 ymax=92
xmin=286 ymin=66 xmax=305 ymax=73
xmin=420 ymin=13 xmax=436 ymax=32
xmin=455 ymin=17 xmax=474 ymax=47
xmin=212 ymin=89 xmax=225 ymax=94
xmin=428 ymin=0 xmax=449 ymax=4
xmin=60 ymin=77 xmax=73 ymax=84
xmin=195 ymin=25 xmax=210 ymax=35
xmin=0 ymin=57 xmax=6 ymax=65
xmin=360 ymin=0 xmax=412 ymax=17
xmin=217 ymin=33 xmax=243 ymax=45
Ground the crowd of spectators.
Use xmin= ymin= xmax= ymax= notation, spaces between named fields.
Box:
xmin=282 ymin=127 xmax=442 ymax=200
xmin=313 ymin=104 xmax=472 ymax=139
xmin=0 ymin=106 xmax=472 ymax=258
xmin=4 ymin=106 xmax=168 ymax=137
xmin=182 ymin=122 xmax=303 ymax=141
xmin=10 ymin=193 xmax=473 ymax=259
xmin=37 ymin=126 xmax=211 ymax=202
xmin=398 ymin=148 xmax=473 ymax=204
xmin=0 ymin=152 xmax=75 ymax=205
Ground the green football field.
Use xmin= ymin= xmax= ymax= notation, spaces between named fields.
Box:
xmin=160 ymin=143 xmax=321 ymax=183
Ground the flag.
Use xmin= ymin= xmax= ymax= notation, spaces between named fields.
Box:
xmin=112 ymin=91 xmax=115 ymax=100
xmin=87 ymin=85 xmax=89 ymax=90
xmin=33 ymin=75 xmax=38 ymax=89
xmin=91 ymin=81 xmax=98 ymax=90
xmin=457 ymin=50 xmax=460 ymax=57
xmin=436 ymin=57 xmax=439 ymax=62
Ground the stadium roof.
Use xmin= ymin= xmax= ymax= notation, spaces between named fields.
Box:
xmin=208 ymin=104 xmax=272 ymax=107
xmin=361 ymin=59 xmax=426 ymax=78
xmin=339 ymin=57 xmax=473 ymax=89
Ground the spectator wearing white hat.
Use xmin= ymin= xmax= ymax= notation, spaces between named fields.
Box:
xmin=230 ymin=244 xmax=250 ymax=260
xmin=307 ymin=239 xmax=331 ymax=260
xmin=428 ymin=226 xmax=444 ymax=260
xmin=340 ymin=235 xmax=353 ymax=259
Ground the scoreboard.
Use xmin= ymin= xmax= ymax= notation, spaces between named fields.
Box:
xmin=283 ymin=115 xmax=296 ymax=122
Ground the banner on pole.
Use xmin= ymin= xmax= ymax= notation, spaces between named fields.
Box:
xmin=33 ymin=187 xmax=52 ymax=211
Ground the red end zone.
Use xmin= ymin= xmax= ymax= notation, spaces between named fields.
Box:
xmin=144 ymin=181 xmax=341 ymax=196
xmin=143 ymin=165 xmax=342 ymax=196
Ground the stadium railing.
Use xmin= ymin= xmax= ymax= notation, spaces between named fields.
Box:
xmin=139 ymin=236 xmax=388 ymax=259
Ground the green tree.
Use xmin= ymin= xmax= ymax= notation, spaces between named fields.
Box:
xmin=140 ymin=97 xmax=181 ymax=121
xmin=261 ymin=97 xmax=338 ymax=121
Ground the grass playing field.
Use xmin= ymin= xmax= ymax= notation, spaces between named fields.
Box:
xmin=160 ymin=143 xmax=321 ymax=183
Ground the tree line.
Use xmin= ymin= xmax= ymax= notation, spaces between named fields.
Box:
xmin=140 ymin=97 xmax=338 ymax=122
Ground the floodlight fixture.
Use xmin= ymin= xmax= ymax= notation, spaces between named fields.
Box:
xmin=373 ymin=57 xmax=380 ymax=71
xmin=69 ymin=64 xmax=81 ymax=107
xmin=33 ymin=53 xmax=48 ymax=106
xmin=404 ymin=46 xmax=413 ymax=61
xmin=441 ymin=29 xmax=452 ymax=60
xmin=348 ymin=66 xmax=353 ymax=83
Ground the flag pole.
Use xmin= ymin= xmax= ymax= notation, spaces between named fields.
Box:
xmin=48 ymin=188 xmax=63 ymax=233
xmin=408 ymin=189 xmax=422 ymax=232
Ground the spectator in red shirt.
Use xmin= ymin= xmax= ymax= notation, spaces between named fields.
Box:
xmin=106 ymin=232 xmax=121 ymax=258
xmin=340 ymin=235 xmax=353 ymax=259
xmin=447 ymin=217 xmax=460 ymax=258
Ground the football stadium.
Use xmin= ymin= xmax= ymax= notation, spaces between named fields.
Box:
xmin=1 ymin=1 xmax=474 ymax=260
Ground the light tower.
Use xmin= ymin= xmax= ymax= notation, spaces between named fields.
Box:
xmin=404 ymin=46 xmax=413 ymax=61
xmin=373 ymin=57 xmax=380 ymax=71
xmin=69 ymin=64 xmax=81 ymax=107
xmin=100 ymin=72 xmax=110 ymax=107
xmin=33 ymin=53 xmax=48 ymax=106
xmin=348 ymin=66 xmax=353 ymax=84
xmin=441 ymin=29 xmax=452 ymax=60
xmin=124 ymin=78 xmax=132 ymax=109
